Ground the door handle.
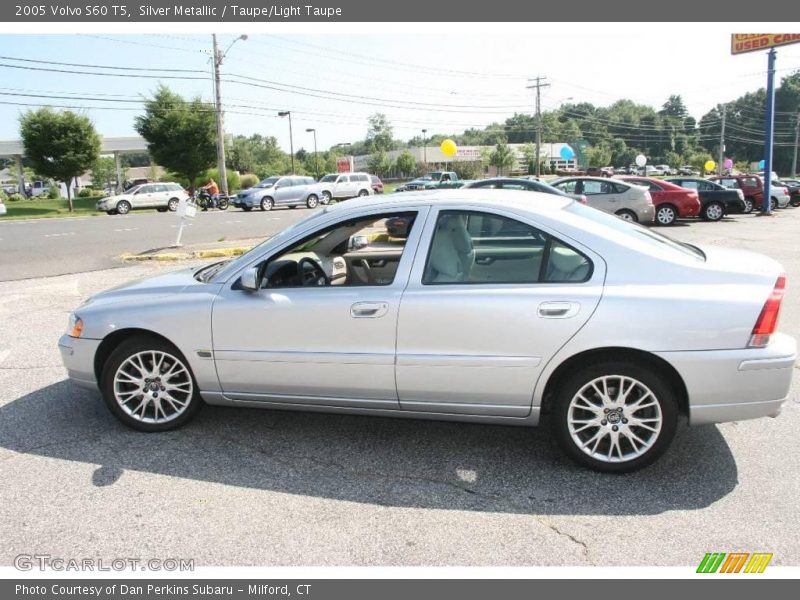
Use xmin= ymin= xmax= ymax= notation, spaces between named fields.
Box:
xmin=538 ymin=301 xmax=580 ymax=319
xmin=350 ymin=301 xmax=389 ymax=318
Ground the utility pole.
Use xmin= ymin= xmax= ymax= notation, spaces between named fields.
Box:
xmin=793 ymin=112 xmax=799 ymax=178
xmin=718 ymin=104 xmax=727 ymax=176
xmin=212 ymin=34 xmax=228 ymax=196
xmin=527 ymin=76 xmax=550 ymax=177
xmin=306 ymin=128 xmax=318 ymax=178
xmin=279 ymin=111 xmax=294 ymax=173
xmin=421 ymin=128 xmax=428 ymax=165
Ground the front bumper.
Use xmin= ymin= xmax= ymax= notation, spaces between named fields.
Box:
xmin=655 ymin=333 xmax=797 ymax=425
xmin=58 ymin=334 xmax=101 ymax=391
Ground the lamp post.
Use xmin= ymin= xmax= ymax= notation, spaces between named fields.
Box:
xmin=211 ymin=33 xmax=247 ymax=196
xmin=421 ymin=128 xmax=428 ymax=164
xmin=306 ymin=128 xmax=318 ymax=178
xmin=278 ymin=111 xmax=294 ymax=173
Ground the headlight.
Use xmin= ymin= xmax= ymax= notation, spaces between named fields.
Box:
xmin=67 ymin=313 xmax=84 ymax=338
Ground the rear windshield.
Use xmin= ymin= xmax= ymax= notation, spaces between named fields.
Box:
xmin=564 ymin=202 xmax=705 ymax=261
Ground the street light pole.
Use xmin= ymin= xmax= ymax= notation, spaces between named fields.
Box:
xmin=211 ymin=33 xmax=247 ymax=196
xmin=279 ymin=111 xmax=294 ymax=173
xmin=793 ymin=112 xmax=800 ymax=178
xmin=718 ymin=104 xmax=727 ymax=176
xmin=306 ymin=128 xmax=318 ymax=178
xmin=421 ymin=129 xmax=427 ymax=165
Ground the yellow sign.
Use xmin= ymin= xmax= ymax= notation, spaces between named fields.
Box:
xmin=731 ymin=34 xmax=800 ymax=55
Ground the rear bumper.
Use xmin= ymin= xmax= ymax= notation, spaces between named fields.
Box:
xmin=58 ymin=334 xmax=101 ymax=391
xmin=637 ymin=204 xmax=655 ymax=223
xmin=655 ymin=333 xmax=796 ymax=425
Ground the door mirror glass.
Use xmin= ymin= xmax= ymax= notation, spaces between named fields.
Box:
xmin=240 ymin=266 xmax=259 ymax=291
xmin=348 ymin=234 xmax=369 ymax=252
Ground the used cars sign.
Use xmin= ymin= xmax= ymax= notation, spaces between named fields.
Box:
xmin=731 ymin=34 xmax=800 ymax=54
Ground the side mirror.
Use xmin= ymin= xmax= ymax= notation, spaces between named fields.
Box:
xmin=240 ymin=267 xmax=259 ymax=291
xmin=348 ymin=235 xmax=369 ymax=252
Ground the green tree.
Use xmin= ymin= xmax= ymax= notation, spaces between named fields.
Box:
xmin=134 ymin=85 xmax=217 ymax=189
xmin=367 ymin=151 xmax=393 ymax=177
xmin=395 ymin=150 xmax=416 ymax=177
xmin=522 ymin=143 xmax=538 ymax=174
xmin=366 ymin=113 xmax=394 ymax=153
xmin=489 ymin=142 xmax=516 ymax=175
xmin=91 ymin=156 xmax=120 ymax=190
xmin=585 ymin=143 xmax=613 ymax=167
xmin=19 ymin=108 xmax=101 ymax=212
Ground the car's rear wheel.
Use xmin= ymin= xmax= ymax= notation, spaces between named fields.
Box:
xmin=615 ymin=209 xmax=638 ymax=222
xmin=655 ymin=204 xmax=677 ymax=226
xmin=771 ymin=198 xmax=778 ymax=210
xmin=702 ymin=201 xmax=724 ymax=221
xmin=790 ymin=197 xmax=800 ymax=207
xmin=306 ymin=194 xmax=319 ymax=209
xmin=260 ymin=197 xmax=273 ymax=211
xmin=551 ymin=361 xmax=678 ymax=473
xmin=116 ymin=200 xmax=131 ymax=215
xmin=167 ymin=198 xmax=179 ymax=212
xmin=101 ymin=336 xmax=202 ymax=432
xmin=358 ymin=189 xmax=369 ymax=197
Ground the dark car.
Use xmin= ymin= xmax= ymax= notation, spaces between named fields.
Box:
xmin=585 ymin=166 xmax=612 ymax=177
xmin=666 ymin=177 xmax=748 ymax=219
xmin=464 ymin=177 xmax=588 ymax=204
xmin=778 ymin=179 xmax=800 ymax=206
xmin=370 ymin=175 xmax=384 ymax=194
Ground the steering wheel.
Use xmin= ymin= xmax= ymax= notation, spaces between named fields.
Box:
xmin=297 ymin=257 xmax=330 ymax=287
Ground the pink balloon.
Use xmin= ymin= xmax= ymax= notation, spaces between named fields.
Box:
xmin=723 ymin=158 xmax=733 ymax=169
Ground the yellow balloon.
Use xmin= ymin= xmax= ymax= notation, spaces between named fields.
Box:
xmin=704 ymin=160 xmax=716 ymax=172
xmin=440 ymin=139 xmax=457 ymax=158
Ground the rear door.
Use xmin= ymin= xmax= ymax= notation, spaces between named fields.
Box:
xmin=395 ymin=206 xmax=605 ymax=417
xmin=580 ymin=179 xmax=621 ymax=214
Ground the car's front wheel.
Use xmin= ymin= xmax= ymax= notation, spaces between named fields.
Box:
xmin=115 ymin=200 xmax=131 ymax=215
xmin=551 ymin=361 xmax=678 ymax=473
xmin=743 ymin=197 xmax=754 ymax=213
xmin=260 ymin=197 xmax=273 ymax=211
xmin=101 ymin=336 xmax=202 ymax=432
xmin=306 ymin=194 xmax=319 ymax=209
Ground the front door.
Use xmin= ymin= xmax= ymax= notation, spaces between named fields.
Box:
xmin=395 ymin=207 xmax=605 ymax=417
xmin=272 ymin=177 xmax=296 ymax=206
xmin=211 ymin=207 xmax=428 ymax=409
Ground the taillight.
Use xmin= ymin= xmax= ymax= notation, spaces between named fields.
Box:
xmin=749 ymin=275 xmax=786 ymax=348
xmin=578 ymin=195 xmax=588 ymax=205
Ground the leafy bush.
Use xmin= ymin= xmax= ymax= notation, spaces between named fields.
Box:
xmin=239 ymin=173 xmax=259 ymax=189
xmin=47 ymin=185 xmax=61 ymax=199
xmin=7 ymin=193 xmax=26 ymax=202
xmin=78 ymin=188 xmax=94 ymax=198
xmin=203 ymin=168 xmax=240 ymax=194
xmin=0 ymin=190 xmax=7 ymax=202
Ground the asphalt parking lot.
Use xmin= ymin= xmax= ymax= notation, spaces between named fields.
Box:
xmin=1 ymin=210 xmax=799 ymax=567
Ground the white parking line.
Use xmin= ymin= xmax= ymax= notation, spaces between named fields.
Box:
xmin=43 ymin=232 xmax=76 ymax=238
xmin=113 ymin=228 xmax=139 ymax=232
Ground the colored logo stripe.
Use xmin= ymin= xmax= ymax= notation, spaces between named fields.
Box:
xmin=744 ymin=553 xmax=773 ymax=573
xmin=697 ymin=552 xmax=772 ymax=573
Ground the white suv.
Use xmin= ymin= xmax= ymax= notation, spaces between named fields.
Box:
xmin=96 ymin=182 xmax=189 ymax=215
xmin=315 ymin=172 xmax=374 ymax=203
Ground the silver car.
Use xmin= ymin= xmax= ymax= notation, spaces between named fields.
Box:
xmin=59 ymin=190 xmax=796 ymax=473
xmin=233 ymin=176 xmax=321 ymax=211
xmin=551 ymin=176 xmax=655 ymax=223
xmin=96 ymin=183 xmax=188 ymax=215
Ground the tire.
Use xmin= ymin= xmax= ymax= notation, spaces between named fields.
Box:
xmin=655 ymin=204 xmax=677 ymax=226
xmin=743 ymin=197 xmax=754 ymax=214
xmin=790 ymin=197 xmax=800 ymax=208
xmin=242 ymin=206 xmax=252 ymax=212
xmin=306 ymin=194 xmax=319 ymax=209
xmin=116 ymin=200 xmax=131 ymax=215
xmin=770 ymin=198 xmax=778 ymax=211
xmin=106 ymin=210 xmax=117 ymax=215
xmin=702 ymin=201 xmax=724 ymax=222
xmin=320 ymin=190 xmax=332 ymax=204
xmin=167 ymin=198 xmax=179 ymax=212
xmin=260 ymin=197 xmax=273 ymax=211
xmin=156 ymin=207 xmax=167 ymax=213
xmin=358 ymin=189 xmax=369 ymax=197
xmin=615 ymin=209 xmax=638 ymax=223
xmin=100 ymin=335 xmax=202 ymax=432
xmin=551 ymin=360 xmax=678 ymax=473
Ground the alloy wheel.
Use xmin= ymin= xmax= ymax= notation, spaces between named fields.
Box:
xmin=113 ymin=350 xmax=193 ymax=424
xmin=567 ymin=375 xmax=663 ymax=463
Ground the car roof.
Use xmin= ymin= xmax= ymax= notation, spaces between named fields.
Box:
xmin=320 ymin=188 xmax=573 ymax=216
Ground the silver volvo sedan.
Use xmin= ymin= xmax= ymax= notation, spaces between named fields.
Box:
xmin=59 ymin=190 xmax=796 ymax=473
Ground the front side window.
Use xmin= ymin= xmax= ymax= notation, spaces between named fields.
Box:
xmin=582 ymin=180 xmax=613 ymax=195
xmin=422 ymin=210 xmax=592 ymax=285
xmin=253 ymin=212 xmax=418 ymax=289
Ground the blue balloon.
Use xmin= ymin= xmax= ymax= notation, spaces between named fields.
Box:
xmin=560 ymin=145 xmax=575 ymax=160
xmin=758 ymin=159 xmax=766 ymax=169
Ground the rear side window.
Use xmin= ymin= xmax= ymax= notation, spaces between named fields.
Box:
xmin=422 ymin=210 xmax=592 ymax=285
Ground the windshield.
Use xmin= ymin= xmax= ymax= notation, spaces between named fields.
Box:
xmin=319 ymin=175 xmax=338 ymax=183
xmin=123 ymin=185 xmax=142 ymax=195
xmin=256 ymin=177 xmax=279 ymax=188
xmin=565 ymin=202 xmax=705 ymax=261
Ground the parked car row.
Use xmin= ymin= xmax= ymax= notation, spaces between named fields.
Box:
xmin=230 ymin=173 xmax=376 ymax=212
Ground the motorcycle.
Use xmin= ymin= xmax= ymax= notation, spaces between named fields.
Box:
xmin=194 ymin=189 xmax=229 ymax=211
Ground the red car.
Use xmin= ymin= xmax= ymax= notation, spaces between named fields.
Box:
xmin=617 ymin=176 xmax=701 ymax=225
xmin=370 ymin=175 xmax=384 ymax=194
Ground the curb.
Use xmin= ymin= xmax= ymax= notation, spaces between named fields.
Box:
xmin=119 ymin=245 xmax=252 ymax=262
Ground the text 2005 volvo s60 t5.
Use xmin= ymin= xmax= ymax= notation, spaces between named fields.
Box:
xmin=59 ymin=190 xmax=796 ymax=473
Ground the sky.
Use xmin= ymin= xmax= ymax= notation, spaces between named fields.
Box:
xmin=1 ymin=25 xmax=799 ymax=154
